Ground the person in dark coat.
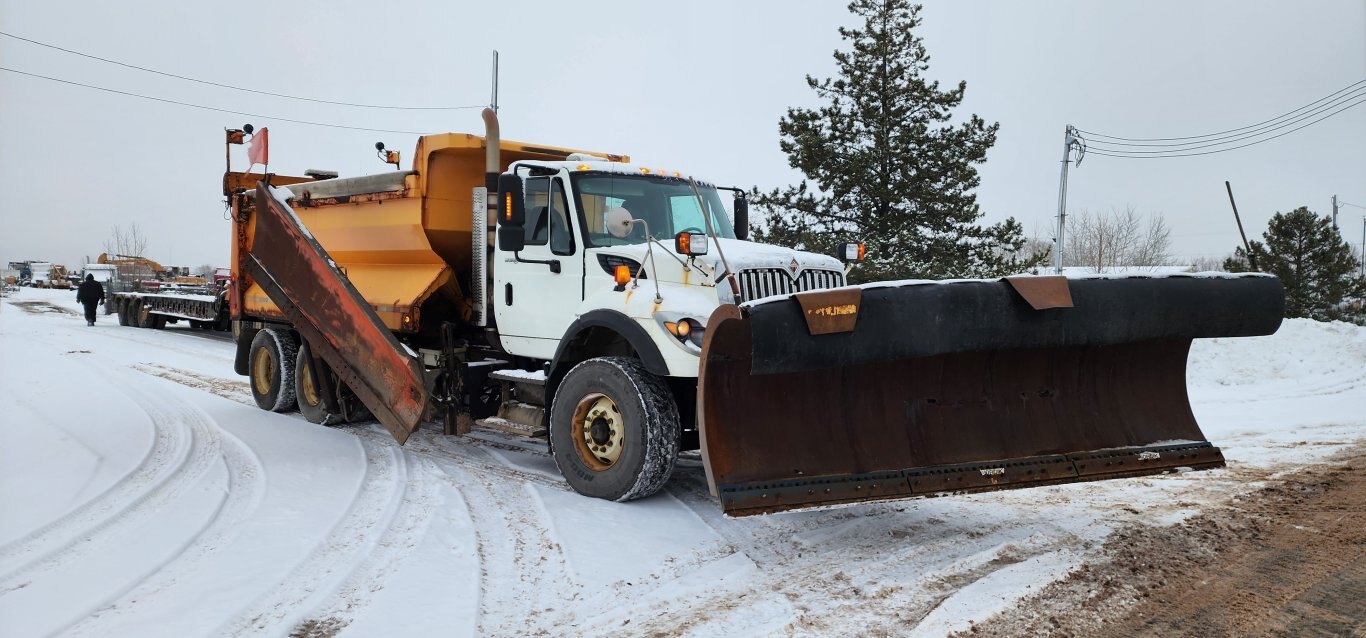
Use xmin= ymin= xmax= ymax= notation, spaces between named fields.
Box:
xmin=76 ymin=274 xmax=105 ymax=326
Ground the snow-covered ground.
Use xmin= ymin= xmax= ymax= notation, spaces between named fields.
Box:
xmin=2 ymin=287 xmax=1363 ymax=637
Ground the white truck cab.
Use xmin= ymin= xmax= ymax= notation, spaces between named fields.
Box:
xmin=492 ymin=159 xmax=847 ymax=378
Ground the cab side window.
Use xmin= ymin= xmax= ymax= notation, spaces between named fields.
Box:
xmin=523 ymin=176 xmax=575 ymax=255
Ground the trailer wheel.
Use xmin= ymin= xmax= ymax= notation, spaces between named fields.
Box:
xmin=248 ymin=328 xmax=299 ymax=412
xmin=117 ymin=300 xmax=131 ymax=326
xmin=549 ymin=357 xmax=680 ymax=502
xmin=151 ymin=314 xmax=167 ymax=330
xmin=136 ymin=303 xmax=155 ymax=329
xmin=295 ymin=341 xmax=343 ymax=426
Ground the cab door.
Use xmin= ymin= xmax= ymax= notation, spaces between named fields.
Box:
xmin=494 ymin=172 xmax=583 ymax=360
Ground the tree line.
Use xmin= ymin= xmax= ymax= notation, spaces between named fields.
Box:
xmin=748 ymin=0 xmax=1364 ymax=324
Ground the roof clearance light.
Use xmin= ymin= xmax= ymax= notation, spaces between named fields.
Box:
xmin=656 ymin=168 xmax=665 ymax=175
xmin=577 ymin=164 xmax=591 ymax=171
xmin=640 ymin=167 xmax=651 ymax=174
xmin=673 ymin=171 xmax=681 ymax=177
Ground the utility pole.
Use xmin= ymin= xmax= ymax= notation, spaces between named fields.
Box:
xmin=1360 ymin=215 xmax=1365 ymax=278
xmin=1225 ymin=181 xmax=1257 ymax=271
xmin=1054 ymin=125 xmax=1086 ymax=273
xmin=1331 ymin=194 xmax=1338 ymax=230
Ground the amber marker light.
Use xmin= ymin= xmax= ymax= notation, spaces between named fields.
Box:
xmin=614 ymin=265 xmax=632 ymax=286
xmin=858 ymin=242 xmax=866 ymax=260
xmin=504 ymin=193 xmax=513 ymax=221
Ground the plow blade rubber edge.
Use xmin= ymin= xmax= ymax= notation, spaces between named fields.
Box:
xmin=249 ymin=183 xmax=428 ymax=444
xmin=698 ymin=275 xmax=1284 ymax=516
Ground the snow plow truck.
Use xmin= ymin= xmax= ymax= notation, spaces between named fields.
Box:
xmin=224 ymin=111 xmax=1284 ymax=516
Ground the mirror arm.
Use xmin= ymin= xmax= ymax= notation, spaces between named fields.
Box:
xmin=513 ymin=252 xmax=561 ymax=274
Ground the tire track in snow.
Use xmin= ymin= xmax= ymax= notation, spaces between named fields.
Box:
xmin=0 ymin=371 xmax=212 ymax=585
xmin=216 ymin=434 xmax=418 ymax=637
xmin=296 ymin=451 xmax=442 ymax=631
xmin=652 ymin=468 xmax=1092 ymax=636
xmin=61 ymin=422 xmax=267 ymax=637
xmin=427 ymin=445 xmax=573 ymax=637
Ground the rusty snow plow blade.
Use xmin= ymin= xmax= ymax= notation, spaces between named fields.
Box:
xmin=698 ymin=275 xmax=1284 ymax=516
xmin=248 ymin=183 xmax=428 ymax=444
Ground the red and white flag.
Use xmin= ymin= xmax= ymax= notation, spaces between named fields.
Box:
xmin=244 ymin=127 xmax=269 ymax=173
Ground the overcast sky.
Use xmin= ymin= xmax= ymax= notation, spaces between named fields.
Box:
xmin=2 ymin=0 xmax=1363 ymax=271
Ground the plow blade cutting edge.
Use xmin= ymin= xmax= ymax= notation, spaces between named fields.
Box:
xmin=698 ymin=275 xmax=1284 ymax=516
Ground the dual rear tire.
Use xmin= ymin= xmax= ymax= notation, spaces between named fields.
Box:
xmin=248 ymin=328 xmax=298 ymax=412
xmin=247 ymin=328 xmax=354 ymax=426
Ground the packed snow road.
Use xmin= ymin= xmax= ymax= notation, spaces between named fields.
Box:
xmin=2 ymin=287 xmax=1363 ymax=637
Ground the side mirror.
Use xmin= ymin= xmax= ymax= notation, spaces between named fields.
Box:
xmin=604 ymin=207 xmax=634 ymax=239
xmin=497 ymin=173 xmax=525 ymax=226
xmin=497 ymin=225 xmax=525 ymax=252
xmin=733 ymin=194 xmax=749 ymax=240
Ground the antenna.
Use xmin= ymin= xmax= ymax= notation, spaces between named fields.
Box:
xmin=490 ymin=50 xmax=499 ymax=113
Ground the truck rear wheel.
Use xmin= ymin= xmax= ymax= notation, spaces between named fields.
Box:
xmin=549 ymin=357 xmax=680 ymax=502
xmin=117 ymin=300 xmax=130 ymax=326
xmin=295 ymin=341 xmax=343 ymax=426
xmin=249 ymin=328 xmax=299 ymax=412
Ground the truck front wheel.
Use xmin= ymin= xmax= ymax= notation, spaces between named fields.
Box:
xmin=549 ymin=357 xmax=680 ymax=502
xmin=248 ymin=328 xmax=299 ymax=412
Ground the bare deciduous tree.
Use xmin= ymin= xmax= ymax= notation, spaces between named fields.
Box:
xmin=103 ymin=223 xmax=149 ymax=260
xmin=1062 ymin=206 xmax=1171 ymax=273
xmin=102 ymin=223 xmax=153 ymax=285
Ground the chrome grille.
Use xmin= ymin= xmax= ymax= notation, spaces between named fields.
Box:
xmin=736 ymin=268 xmax=844 ymax=301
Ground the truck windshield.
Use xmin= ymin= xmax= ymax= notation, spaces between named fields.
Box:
xmin=572 ymin=173 xmax=736 ymax=247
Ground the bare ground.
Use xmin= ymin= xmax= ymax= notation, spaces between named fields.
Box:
xmin=955 ymin=449 xmax=1366 ymax=638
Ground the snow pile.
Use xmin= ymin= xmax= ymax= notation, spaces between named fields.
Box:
xmin=1188 ymin=318 xmax=1366 ymax=389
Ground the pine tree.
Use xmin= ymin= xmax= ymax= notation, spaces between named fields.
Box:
xmin=1225 ymin=206 xmax=1364 ymax=322
xmin=752 ymin=0 xmax=1045 ymax=282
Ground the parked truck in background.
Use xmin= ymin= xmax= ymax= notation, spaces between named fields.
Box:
xmin=224 ymin=111 xmax=1285 ymax=515
xmin=27 ymin=262 xmax=52 ymax=288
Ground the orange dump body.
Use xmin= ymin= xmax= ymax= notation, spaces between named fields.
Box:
xmin=228 ymin=134 xmax=627 ymax=333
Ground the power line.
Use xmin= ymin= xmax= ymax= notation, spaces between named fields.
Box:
xmin=1081 ymin=85 xmax=1366 ymax=150
xmin=0 ymin=66 xmax=429 ymax=135
xmin=1078 ymin=78 xmax=1366 ymax=142
xmin=0 ymin=30 xmax=486 ymax=111
xmin=1082 ymin=96 xmax=1366 ymax=159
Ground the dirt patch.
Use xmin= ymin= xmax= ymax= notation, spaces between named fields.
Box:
xmin=10 ymin=301 xmax=77 ymax=316
xmin=131 ymin=363 xmax=253 ymax=405
xmin=954 ymin=450 xmax=1366 ymax=637
xmin=289 ymin=617 xmax=349 ymax=638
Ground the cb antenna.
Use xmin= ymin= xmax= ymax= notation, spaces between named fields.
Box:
xmin=490 ymin=50 xmax=499 ymax=113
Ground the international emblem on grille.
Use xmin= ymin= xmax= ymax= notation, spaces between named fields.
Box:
xmin=787 ymin=258 xmax=799 ymax=276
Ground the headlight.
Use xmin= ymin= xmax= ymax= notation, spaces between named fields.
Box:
xmin=653 ymin=312 xmax=706 ymax=351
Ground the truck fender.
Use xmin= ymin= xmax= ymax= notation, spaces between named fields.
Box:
xmin=546 ymin=310 xmax=670 ymax=426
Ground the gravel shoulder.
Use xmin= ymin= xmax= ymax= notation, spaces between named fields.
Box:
xmin=956 ymin=447 xmax=1366 ymax=638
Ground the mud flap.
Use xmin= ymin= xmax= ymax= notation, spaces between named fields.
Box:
xmin=698 ymin=275 xmax=1284 ymax=516
xmin=248 ymin=183 xmax=428 ymax=444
